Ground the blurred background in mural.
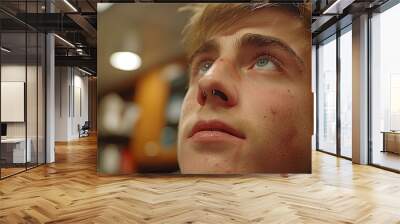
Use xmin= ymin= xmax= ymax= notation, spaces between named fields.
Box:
xmin=98 ymin=3 xmax=191 ymax=174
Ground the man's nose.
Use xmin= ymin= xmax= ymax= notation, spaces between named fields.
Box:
xmin=196 ymin=58 xmax=239 ymax=107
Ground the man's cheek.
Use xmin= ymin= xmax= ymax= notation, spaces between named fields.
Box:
xmin=254 ymin=88 xmax=300 ymax=142
xmin=252 ymin=88 xmax=297 ymax=119
xmin=179 ymin=91 xmax=196 ymax=122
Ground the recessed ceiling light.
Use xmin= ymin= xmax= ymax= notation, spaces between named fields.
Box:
xmin=110 ymin=52 xmax=142 ymax=71
xmin=322 ymin=0 xmax=354 ymax=15
xmin=78 ymin=67 xmax=93 ymax=76
xmin=54 ymin=34 xmax=75 ymax=48
xmin=1 ymin=47 xmax=11 ymax=53
xmin=63 ymin=0 xmax=78 ymax=12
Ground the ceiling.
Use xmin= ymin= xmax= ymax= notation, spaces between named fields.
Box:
xmin=98 ymin=3 xmax=192 ymax=94
xmin=1 ymin=32 xmax=45 ymax=64
xmin=0 ymin=0 xmax=98 ymax=73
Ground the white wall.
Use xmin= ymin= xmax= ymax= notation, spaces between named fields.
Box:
xmin=1 ymin=65 xmax=37 ymax=137
xmin=1 ymin=63 xmax=46 ymax=164
xmin=55 ymin=67 xmax=89 ymax=141
xmin=1 ymin=65 xmax=26 ymax=138
xmin=55 ymin=67 xmax=69 ymax=141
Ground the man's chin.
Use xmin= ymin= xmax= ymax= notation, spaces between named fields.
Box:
xmin=180 ymin=166 xmax=239 ymax=174
xmin=178 ymin=141 xmax=247 ymax=174
xmin=184 ymin=137 xmax=245 ymax=152
xmin=179 ymin=154 xmax=241 ymax=174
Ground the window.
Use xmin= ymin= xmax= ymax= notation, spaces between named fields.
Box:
xmin=317 ymin=35 xmax=337 ymax=154
xmin=339 ymin=27 xmax=352 ymax=158
xmin=0 ymin=1 xmax=47 ymax=179
xmin=370 ymin=2 xmax=400 ymax=171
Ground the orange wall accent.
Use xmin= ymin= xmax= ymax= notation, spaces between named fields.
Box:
xmin=130 ymin=69 xmax=178 ymax=170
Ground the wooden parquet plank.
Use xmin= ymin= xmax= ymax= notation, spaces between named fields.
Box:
xmin=0 ymin=135 xmax=400 ymax=223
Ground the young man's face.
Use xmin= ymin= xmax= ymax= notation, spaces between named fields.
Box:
xmin=177 ymin=6 xmax=312 ymax=174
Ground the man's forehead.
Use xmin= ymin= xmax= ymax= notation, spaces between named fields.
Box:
xmin=185 ymin=4 xmax=310 ymax=65
xmin=182 ymin=3 xmax=310 ymax=61
xmin=213 ymin=7 xmax=305 ymax=39
xmin=193 ymin=9 xmax=306 ymax=54
xmin=192 ymin=18 xmax=306 ymax=53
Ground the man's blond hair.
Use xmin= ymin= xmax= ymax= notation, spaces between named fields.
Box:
xmin=180 ymin=3 xmax=311 ymax=60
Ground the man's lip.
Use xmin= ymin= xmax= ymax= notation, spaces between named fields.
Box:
xmin=188 ymin=120 xmax=246 ymax=139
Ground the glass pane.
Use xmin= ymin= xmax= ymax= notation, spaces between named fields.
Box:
xmin=27 ymin=31 xmax=38 ymax=169
xmin=312 ymin=45 xmax=317 ymax=150
xmin=340 ymin=28 xmax=352 ymax=158
xmin=1 ymin=30 xmax=27 ymax=177
xmin=317 ymin=36 xmax=337 ymax=154
xmin=0 ymin=1 xmax=46 ymax=178
xmin=38 ymin=32 xmax=45 ymax=165
xmin=371 ymin=4 xmax=400 ymax=171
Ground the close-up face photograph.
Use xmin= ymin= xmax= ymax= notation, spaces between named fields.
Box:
xmin=177 ymin=4 xmax=312 ymax=174
xmin=97 ymin=2 xmax=312 ymax=174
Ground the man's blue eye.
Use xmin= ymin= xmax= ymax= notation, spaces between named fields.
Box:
xmin=253 ymin=56 xmax=277 ymax=70
xmin=256 ymin=58 xmax=269 ymax=66
xmin=199 ymin=61 xmax=213 ymax=74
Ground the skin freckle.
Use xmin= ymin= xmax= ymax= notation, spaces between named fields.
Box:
xmin=270 ymin=107 xmax=277 ymax=115
xmin=287 ymin=89 xmax=295 ymax=98
xmin=282 ymin=128 xmax=297 ymax=146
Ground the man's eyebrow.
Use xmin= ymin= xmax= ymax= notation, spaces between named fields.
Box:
xmin=238 ymin=33 xmax=305 ymax=67
xmin=189 ymin=39 xmax=219 ymax=64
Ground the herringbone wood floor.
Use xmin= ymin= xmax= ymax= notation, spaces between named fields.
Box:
xmin=0 ymin=135 xmax=400 ymax=224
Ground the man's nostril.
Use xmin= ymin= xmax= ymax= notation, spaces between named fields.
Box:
xmin=212 ymin=89 xmax=228 ymax=101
